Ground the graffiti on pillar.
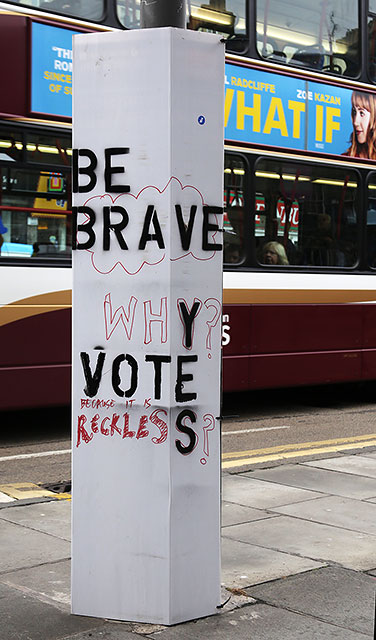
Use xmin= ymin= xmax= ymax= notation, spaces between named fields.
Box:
xmin=73 ymin=146 xmax=223 ymax=462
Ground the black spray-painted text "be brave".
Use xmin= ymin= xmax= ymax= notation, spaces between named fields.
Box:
xmin=71 ymin=147 xmax=223 ymax=252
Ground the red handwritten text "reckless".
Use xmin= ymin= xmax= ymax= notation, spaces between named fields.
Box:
xmin=76 ymin=408 xmax=168 ymax=447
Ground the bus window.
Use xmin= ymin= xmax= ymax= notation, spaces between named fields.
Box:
xmin=254 ymin=159 xmax=359 ymax=268
xmin=0 ymin=128 xmax=23 ymax=163
xmin=10 ymin=0 xmax=105 ymax=21
xmin=0 ymin=208 xmax=71 ymax=260
xmin=367 ymin=175 xmax=376 ymax=268
xmin=116 ymin=0 xmax=141 ymax=29
xmin=0 ymin=167 xmax=71 ymax=261
xmin=188 ymin=1 xmax=246 ymax=39
xmin=26 ymin=132 xmax=72 ymax=167
xmin=368 ymin=2 xmax=376 ymax=82
xmin=224 ymin=155 xmax=245 ymax=264
xmin=256 ymin=0 xmax=359 ymax=78
xmin=117 ymin=0 xmax=246 ymax=38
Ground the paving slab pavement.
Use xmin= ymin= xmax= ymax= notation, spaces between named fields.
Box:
xmin=304 ymin=455 xmax=376 ymax=480
xmin=221 ymin=536 xmax=324 ymax=587
xmin=0 ymin=518 xmax=70 ymax=573
xmin=0 ymin=499 xmax=71 ymax=540
xmin=223 ymin=515 xmax=376 ymax=570
xmin=247 ymin=566 xmax=376 ymax=637
xmin=272 ymin=494 xmax=376 ymax=536
xmin=222 ymin=472 xmax=323 ymax=507
xmin=0 ymin=451 xmax=376 ymax=639
xmin=247 ymin=463 xmax=376 ymax=499
xmin=148 ymin=603 xmax=370 ymax=639
xmin=221 ymin=500 xmax=277 ymax=527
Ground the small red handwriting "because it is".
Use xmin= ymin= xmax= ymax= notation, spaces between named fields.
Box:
xmin=80 ymin=398 xmax=115 ymax=410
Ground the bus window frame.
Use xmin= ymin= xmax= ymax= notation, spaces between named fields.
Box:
xmin=253 ymin=0 xmax=363 ymax=82
xmin=0 ymin=123 xmax=72 ymax=268
xmin=0 ymin=209 xmax=72 ymax=268
xmin=1 ymin=0 xmax=122 ymax=29
xmin=249 ymin=153 xmax=363 ymax=273
xmin=223 ymin=150 xmax=252 ymax=269
xmin=224 ymin=1 xmax=250 ymax=56
xmin=365 ymin=169 xmax=376 ymax=270
xmin=367 ymin=1 xmax=376 ymax=84
xmin=0 ymin=122 xmax=72 ymax=166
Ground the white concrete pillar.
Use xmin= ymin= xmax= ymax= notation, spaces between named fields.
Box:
xmin=71 ymin=28 xmax=224 ymax=625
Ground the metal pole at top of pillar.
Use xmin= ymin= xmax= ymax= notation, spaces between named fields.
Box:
xmin=140 ymin=0 xmax=186 ymax=29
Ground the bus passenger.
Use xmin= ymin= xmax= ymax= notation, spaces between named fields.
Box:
xmin=344 ymin=91 xmax=376 ymax=159
xmin=260 ymin=241 xmax=289 ymax=265
xmin=0 ymin=217 xmax=7 ymax=255
xmin=32 ymin=243 xmax=40 ymax=257
xmin=224 ymin=243 xmax=241 ymax=263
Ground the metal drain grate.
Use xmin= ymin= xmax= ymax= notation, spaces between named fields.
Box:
xmin=40 ymin=481 xmax=71 ymax=494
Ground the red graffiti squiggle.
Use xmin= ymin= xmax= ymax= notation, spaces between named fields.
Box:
xmin=143 ymin=297 xmax=168 ymax=345
xmin=122 ymin=413 xmax=135 ymax=438
xmin=136 ymin=415 xmax=149 ymax=440
xmin=104 ymin=293 xmax=138 ymax=341
xmin=204 ymin=298 xmax=221 ymax=351
xmin=200 ymin=414 xmax=216 ymax=465
xmin=89 ymin=251 xmax=166 ymax=276
xmin=150 ymin=409 xmax=168 ymax=445
xmin=128 ymin=176 xmax=203 ymax=201
xmin=75 ymin=177 xmax=221 ymax=274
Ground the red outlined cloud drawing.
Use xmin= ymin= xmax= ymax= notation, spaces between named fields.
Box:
xmin=75 ymin=177 xmax=221 ymax=275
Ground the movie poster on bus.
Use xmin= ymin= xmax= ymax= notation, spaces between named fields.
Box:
xmin=225 ymin=62 xmax=374 ymax=160
xmin=225 ymin=64 xmax=307 ymax=150
xmin=30 ymin=22 xmax=79 ymax=118
xmin=306 ymin=82 xmax=358 ymax=156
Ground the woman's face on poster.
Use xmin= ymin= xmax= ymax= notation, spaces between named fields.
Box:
xmin=352 ymin=104 xmax=371 ymax=144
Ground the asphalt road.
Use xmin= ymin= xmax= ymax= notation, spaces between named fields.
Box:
xmin=222 ymin=382 xmax=376 ymax=450
xmin=1 ymin=382 xmax=376 ymax=485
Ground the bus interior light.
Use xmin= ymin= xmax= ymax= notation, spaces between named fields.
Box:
xmin=255 ymin=171 xmax=310 ymax=181
xmin=224 ymin=168 xmax=245 ymax=175
xmin=26 ymin=144 xmax=60 ymax=155
xmin=191 ymin=5 xmax=235 ymax=27
xmin=0 ymin=140 xmax=23 ymax=149
xmin=282 ymin=174 xmax=310 ymax=182
xmin=313 ymin=179 xmax=357 ymax=187
xmin=256 ymin=24 xmax=347 ymax=54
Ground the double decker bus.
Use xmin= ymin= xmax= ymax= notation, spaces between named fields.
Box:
xmin=1 ymin=0 xmax=376 ymax=409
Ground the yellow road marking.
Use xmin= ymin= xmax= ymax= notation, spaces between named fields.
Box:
xmin=2 ymin=436 xmax=375 ymax=494
xmin=222 ymin=433 xmax=376 ymax=459
xmin=222 ymin=434 xmax=376 ymax=469
xmin=0 ymin=483 xmax=70 ymax=500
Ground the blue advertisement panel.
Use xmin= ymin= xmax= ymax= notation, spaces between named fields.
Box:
xmin=225 ymin=62 xmax=371 ymax=159
xmin=31 ymin=22 xmax=80 ymax=118
xmin=306 ymin=82 xmax=352 ymax=155
xmin=225 ymin=64 xmax=307 ymax=150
